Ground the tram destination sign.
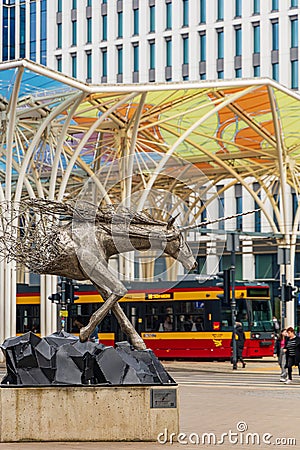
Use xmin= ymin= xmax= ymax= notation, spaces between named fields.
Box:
xmin=145 ymin=292 xmax=174 ymax=300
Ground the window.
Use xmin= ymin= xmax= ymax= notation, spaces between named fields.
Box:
xmin=86 ymin=51 xmax=92 ymax=81
xmin=133 ymin=44 xmax=139 ymax=72
xmin=102 ymin=14 xmax=107 ymax=40
xmin=57 ymin=23 xmax=62 ymax=49
xmin=19 ymin=3 xmax=26 ymax=58
xmin=200 ymin=73 xmax=206 ymax=80
xmin=2 ymin=6 xmax=8 ymax=61
xmin=235 ymin=0 xmax=242 ymax=17
xmin=200 ymin=0 xmax=206 ymax=23
xmin=253 ymin=183 xmax=261 ymax=232
xmin=272 ymin=62 xmax=279 ymax=81
xmin=217 ymin=29 xmax=224 ymax=59
xmin=255 ymin=255 xmax=277 ymax=279
xmin=87 ymin=0 xmax=92 ymax=6
xmin=58 ymin=0 xmax=62 ymax=13
xmin=117 ymin=11 xmax=123 ymax=38
xmin=183 ymin=36 xmax=189 ymax=64
xmin=72 ymin=0 xmax=77 ymax=8
xmin=217 ymin=0 xmax=224 ymax=21
xmin=9 ymin=4 xmax=15 ymax=60
xmin=133 ymin=8 xmax=139 ymax=35
xmin=217 ymin=189 xmax=224 ymax=230
xmin=272 ymin=0 xmax=278 ymax=11
xmin=150 ymin=42 xmax=155 ymax=69
xmin=71 ymin=53 xmax=77 ymax=78
xmin=117 ymin=47 xmax=123 ymax=74
xmin=30 ymin=1 xmax=37 ymax=60
xmin=253 ymin=0 xmax=260 ymax=14
xmin=166 ymin=38 xmax=172 ymax=66
xmin=272 ymin=21 xmax=279 ymax=50
xmin=102 ymin=49 xmax=107 ymax=77
xmin=87 ymin=17 xmax=92 ymax=43
xmin=236 ymin=196 xmax=243 ymax=230
xmin=72 ymin=20 xmax=77 ymax=46
xmin=291 ymin=0 xmax=298 ymax=7
xmin=235 ymin=68 xmax=242 ymax=78
xmin=254 ymin=66 xmax=260 ymax=77
xmin=292 ymin=60 xmax=298 ymax=89
xmin=235 ymin=27 xmax=242 ymax=56
xmin=253 ymin=24 xmax=260 ymax=53
xmin=183 ymin=0 xmax=189 ymax=27
xmin=166 ymin=2 xmax=172 ymax=29
xmin=150 ymin=5 xmax=155 ymax=32
xmin=200 ymin=33 xmax=206 ymax=61
xmin=291 ymin=18 xmax=298 ymax=48
xmin=40 ymin=0 xmax=47 ymax=65
xmin=56 ymin=56 xmax=62 ymax=72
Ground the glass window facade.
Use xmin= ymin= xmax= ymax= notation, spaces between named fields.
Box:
xmin=292 ymin=60 xmax=299 ymax=89
xmin=235 ymin=27 xmax=242 ymax=56
xmin=86 ymin=51 xmax=92 ymax=81
xmin=71 ymin=53 xmax=77 ymax=78
xmin=87 ymin=17 xmax=92 ymax=43
xmin=254 ymin=65 xmax=260 ymax=77
xmin=19 ymin=2 xmax=26 ymax=58
xmin=57 ymin=56 xmax=62 ymax=72
xmin=291 ymin=0 xmax=298 ymax=7
xmin=2 ymin=5 xmax=9 ymax=61
xmin=133 ymin=8 xmax=139 ymax=35
xmin=133 ymin=44 xmax=139 ymax=72
xmin=272 ymin=0 xmax=279 ymax=11
xmin=253 ymin=0 xmax=260 ymax=14
xmin=57 ymin=23 xmax=62 ymax=49
xmin=72 ymin=0 xmax=77 ymax=8
xmin=72 ymin=20 xmax=77 ymax=46
xmin=217 ymin=0 xmax=224 ymax=21
xmin=272 ymin=21 xmax=279 ymax=50
xmin=183 ymin=36 xmax=189 ymax=64
xmin=30 ymin=1 xmax=37 ymax=60
xmin=253 ymin=24 xmax=260 ymax=53
xmin=235 ymin=0 xmax=242 ymax=17
xmin=235 ymin=68 xmax=242 ymax=78
xmin=200 ymin=33 xmax=206 ymax=61
xmin=272 ymin=62 xmax=279 ymax=81
xmin=117 ymin=47 xmax=123 ymax=74
xmin=200 ymin=0 xmax=206 ymax=23
xmin=118 ymin=11 xmax=123 ymax=38
xmin=150 ymin=42 xmax=155 ymax=69
xmin=183 ymin=0 xmax=189 ymax=26
xmin=166 ymin=39 xmax=172 ymax=66
xmin=102 ymin=49 xmax=107 ymax=77
xmin=40 ymin=0 xmax=47 ymax=65
xmin=102 ymin=14 xmax=107 ymax=40
xmin=217 ymin=30 xmax=224 ymax=59
xmin=291 ymin=18 xmax=298 ymax=48
xmin=58 ymin=0 xmax=62 ymax=13
xmin=150 ymin=5 xmax=155 ymax=32
xmin=166 ymin=2 xmax=172 ymax=29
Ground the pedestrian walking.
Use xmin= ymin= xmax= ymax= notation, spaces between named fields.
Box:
xmin=231 ymin=322 xmax=246 ymax=370
xmin=283 ymin=326 xmax=300 ymax=384
xmin=273 ymin=328 xmax=288 ymax=382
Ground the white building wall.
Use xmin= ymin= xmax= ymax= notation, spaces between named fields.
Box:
xmin=42 ymin=0 xmax=299 ymax=89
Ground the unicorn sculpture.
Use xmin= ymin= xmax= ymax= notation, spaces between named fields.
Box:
xmin=0 ymin=199 xmax=197 ymax=350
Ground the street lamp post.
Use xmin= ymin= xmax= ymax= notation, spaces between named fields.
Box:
xmin=227 ymin=233 xmax=239 ymax=369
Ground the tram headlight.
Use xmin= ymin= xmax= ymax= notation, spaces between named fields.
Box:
xmin=251 ymin=333 xmax=261 ymax=339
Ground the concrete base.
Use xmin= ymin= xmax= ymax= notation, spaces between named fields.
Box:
xmin=0 ymin=385 xmax=179 ymax=442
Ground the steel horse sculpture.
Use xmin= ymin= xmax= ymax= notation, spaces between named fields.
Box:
xmin=0 ymin=199 xmax=197 ymax=350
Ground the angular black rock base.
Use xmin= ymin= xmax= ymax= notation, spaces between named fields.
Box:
xmin=0 ymin=331 xmax=175 ymax=386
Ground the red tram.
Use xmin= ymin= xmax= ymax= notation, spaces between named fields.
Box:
xmin=16 ymin=279 xmax=275 ymax=359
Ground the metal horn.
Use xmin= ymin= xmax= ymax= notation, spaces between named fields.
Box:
xmin=179 ymin=209 xmax=260 ymax=232
xmin=167 ymin=213 xmax=180 ymax=229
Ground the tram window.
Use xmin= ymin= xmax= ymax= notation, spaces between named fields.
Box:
xmin=16 ymin=305 xmax=40 ymax=334
xmin=142 ymin=301 xmax=206 ymax=332
xmin=236 ymin=299 xmax=249 ymax=331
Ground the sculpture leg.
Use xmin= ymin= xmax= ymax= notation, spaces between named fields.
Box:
xmin=112 ymin=303 xmax=146 ymax=350
xmin=79 ymin=292 xmax=121 ymax=342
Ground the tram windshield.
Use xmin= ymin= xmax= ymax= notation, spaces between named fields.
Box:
xmin=247 ymin=299 xmax=273 ymax=332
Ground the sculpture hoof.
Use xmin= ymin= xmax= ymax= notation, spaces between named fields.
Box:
xmin=79 ymin=327 xmax=90 ymax=342
xmin=132 ymin=339 xmax=147 ymax=351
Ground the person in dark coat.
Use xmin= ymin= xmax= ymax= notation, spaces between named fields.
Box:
xmin=231 ymin=322 xmax=246 ymax=370
xmin=283 ymin=326 xmax=300 ymax=384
